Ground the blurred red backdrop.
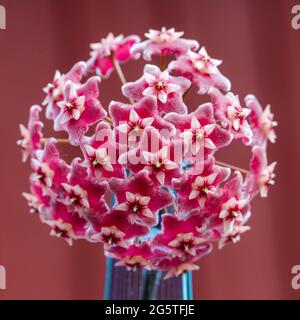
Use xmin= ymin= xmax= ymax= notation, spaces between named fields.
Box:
xmin=0 ymin=0 xmax=300 ymax=300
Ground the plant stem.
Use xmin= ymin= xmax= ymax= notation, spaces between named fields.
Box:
xmin=111 ymin=53 xmax=134 ymax=104
xmin=41 ymin=138 xmax=69 ymax=144
xmin=183 ymin=85 xmax=192 ymax=100
xmin=215 ymin=160 xmax=249 ymax=175
xmin=104 ymin=115 xmax=113 ymax=125
xmin=160 ymin=55 xmax=167 ymax=71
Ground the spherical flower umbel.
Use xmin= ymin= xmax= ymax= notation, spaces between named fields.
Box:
xmin=18 ymin=28 xmax=277 ymax=278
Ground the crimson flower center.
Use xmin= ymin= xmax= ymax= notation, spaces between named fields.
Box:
xmin=155 ymin=81 xmax=166 ymax=91
xmin=54 ymin=226 xmax=69 ymax=239
xmin=69 ymin=191 xmax=83 ymax=206
xmin=101 ymin=233 xmax=120 ymax=245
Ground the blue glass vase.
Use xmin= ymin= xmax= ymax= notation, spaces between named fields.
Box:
xmin=105 ymin=193 xmax=193 ymax=300
xmin=104 ymin=258 xmax=193 ymax=300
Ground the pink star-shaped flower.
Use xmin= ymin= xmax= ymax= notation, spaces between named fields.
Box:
xmin=22 ymin=182 xmax=51 ymax=215
xmin=109 ymin=95 xmax=175 ymax=145
xmin=169 ymin=47 xmax=231 ymax=94
xmin=59 ymin=158 xmax=109 ymax=217
xmin=210 ymin=88 xmax=253 ymax=145
xmin=115 ymin=192 xmax=153 ymax=225
xmin=154 ymin=214 xmax=212 ymax=258
xmin=106 ymin=241 xmax=165 ymax=271
xmin=54 ymin=77 xmax=106 ymax=145
xmin=41 ymin=202 xmax=88 ymax=246
xmin=87 ymin=33 xmax=140 ymax=78
xmin=218 ymin=222 xmax=251 ymax=249
xmin=30 ymin=138 xmax=70 ymax=196
xmin=218 ymin=172 xmax=251 ymax=233
xmin=122 ymin=64 xmax=191 ymax=114
xmin=87 ymin=211 xmax=149 ymax=249
xmin=142 ymin=146 xmax=180 ymax=185
xmin=131 ymin=27 xmax=199 ymax=61
xmin=165 ymin=102 xmax=232 ymax=160
xmin=81 ymin=122 xmax=124 ymax=179
xmin=43 ymin=61 xmax=86 ymax=120
xmin=244 ymin=146 xmax=277 ymax=198
xmin=109 ymin=170 xmax=174 ymax=226
xmin=17 ymin=105 xmax=43 ymax=162
xmin=173 ymin=156 xmax=231 ymax=215
xmin=158 ymin=243 xmax=212 ymax=279
xmin=245 ymin=95 xmax=277 ymax=146
xmin=219 ymin=197 xmax=249 ymax=234
xmin=118 ymin=127 xmax=183 ymax=186
xmin=143 ymin=69 xmax=181 ymax=103
xmin=45 ymin=219 xmax=77 ymax=246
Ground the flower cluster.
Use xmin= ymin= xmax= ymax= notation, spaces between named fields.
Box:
xmin=19 ymin=29 xmax=277 ymax=279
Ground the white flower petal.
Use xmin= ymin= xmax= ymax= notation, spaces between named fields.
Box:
xmin=206 ymin=173 xmax=217 ymax=184
xmin=189 ymin=189 xmax=200 ymax=200
xmin=129 ymin=109 xmax=140 ymax=122
xmin=191 ymin=116 xmax=201 ymax=129
xmin=115 ymin=202 xmax=129 ymax=211
xmin=204 ymin=124 xmax=216 ymax=135
xmin=164 ymin=161 xmax=179 ymax=170
xmin=143 ymin=86 xmax=156 ymax=96
xmin=141 ymin=117 xmax=154 ymax=127
xmin=144 ymin=72 xmax=156 ymax=84
xmin=166 ymin=83 xmax=180 ymax=93
xmin=139 ymin=196 xmax=150 ymax=205
xmin=126 ymin=192 xmax=136 ymax=203
xmin=84 ymin=144 xmax=96 ymax=156
xmin=156 ymin=171 xmax=165 ymax=185
xmin=158 ymin=91 xmax=168 ymax=103
xmin=204 ymin=138 xmax=216 ymax=149
xmin=159 ymin=69 xmax=169 ymax=81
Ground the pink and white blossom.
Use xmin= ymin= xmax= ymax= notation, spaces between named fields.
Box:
xmin=131 ymin=27 xmax=199 ymax=61
xmin=54 ymin=77 xmax=106 ymax=145
xmin=109 ymin=170 xmax=174 ymax=226
xmin=209 ymin=88 xmax=253 ymax=144
xmin=109 ymin=95 xmax=175 ymax=144
xmin=244 ymin=146 xmax=277 ymax=198
xmin=81 ymin=122 xmax=124 ymax=179
xmin=122 ymin=64 xmax=191 ymax=114
xmin=87 ymin=33 xmax=140 ymax=78
xmin=246 ymin=95 xmax=277 ymax=146
xmin=17 ymin=105 xmax=43 ymax=162
xmin=169 ymin=48 xmax=231 ymax=94
xmin=43 ymin=61 xmax=86 ymax=120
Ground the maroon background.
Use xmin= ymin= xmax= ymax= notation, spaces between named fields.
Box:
xmin=0 ymin=0 xmax=299 ymax=300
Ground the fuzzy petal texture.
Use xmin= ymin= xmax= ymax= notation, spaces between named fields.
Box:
xmin=81 ymin=121 xmax=124 ymax=179
xmin=131 ymin=27 xmax=199 ymax=61
xmin=54 ymin=77 xmax=106 ymax=145
xmin=245 ymin=95 xmax=277 ymax=147
xmin=17 ymin=105 xmax=43 ymax=162
xmin=109 ymin=170 xmax=174 ymax=226
xmin=122 ymin=64 xmax=191 ymax=115
xmin=109 ymin=95 xmax=175 ymax=144
xmin=169 ymin=49 xmax=231 ymax=94
xmin=87 ymin=33 xmax=140 ymax=78
xmin=43 ymin=61 xmax=86 ymax=120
